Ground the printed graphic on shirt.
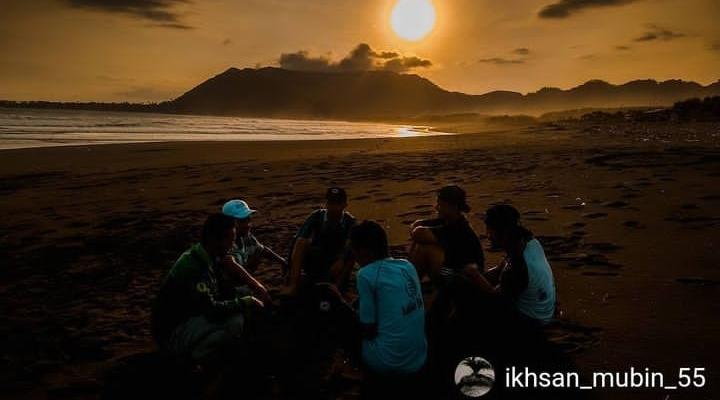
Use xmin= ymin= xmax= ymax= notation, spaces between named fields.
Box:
xmin=401 ymin=268 xmax=423 ymax=316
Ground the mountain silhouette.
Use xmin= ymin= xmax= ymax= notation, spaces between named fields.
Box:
xmin=165 ymin=67 xmax=520 ymax=118
xmin=164 ymin=67 xmax=720 ymax=118
xmin=3 ymin=68 xmax=719 ymax=119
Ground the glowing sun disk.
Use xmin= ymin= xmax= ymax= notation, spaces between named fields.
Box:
xmin=390 ymin=0 xmax=436 ymax=41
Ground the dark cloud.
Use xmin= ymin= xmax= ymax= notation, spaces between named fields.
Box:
xmin=538 ymin=0 xmax=639 ymax=19
xmin=222 ymin=38 xmax=232 ymax=46
xmin=382 ymin=56 xmax=432 ymax=73
xmin=478 ymin=57 xmax=525 ymax=65
xmin=151 ymin=22 xmax=193 ymax=30
xmin=478 ymin=48 xmax=530 ymax=65
xmin=336 ymin=43 xmax=375 ymax=71
xmin=279 ymin=51 xmax=335 ymax=72
xmin=375 ymin=51 xmax=400 ymax=59
xmin=278 ymin=43 xmax=432 ymax=73
xmin=615 ymin=45 xmax=631 ymax=51
xmin=712 ymin=41 xmax=720 ymax=52
xmin=64 ymin=0 xmax=192 ymax=28
xmin=634 ymin=25 xmax=686 ymax=42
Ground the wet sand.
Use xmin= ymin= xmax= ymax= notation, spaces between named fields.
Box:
xmin=1 ymin=121 xmax=719 ymax=399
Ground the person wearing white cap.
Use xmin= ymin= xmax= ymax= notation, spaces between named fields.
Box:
xmin=220 ymin=200 xmax=287 ymax=303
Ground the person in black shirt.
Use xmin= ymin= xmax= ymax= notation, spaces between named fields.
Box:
xmin=409 ymin=185 xmax=485 ymax=287
xmin=409 ymin=185 xmax=487 ymax=391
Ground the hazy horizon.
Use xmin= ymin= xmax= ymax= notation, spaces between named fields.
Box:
xmin=1 ymin=0 xmax=719 ymax=102
xmin=2 ymin=65 xmax=719 ymax=104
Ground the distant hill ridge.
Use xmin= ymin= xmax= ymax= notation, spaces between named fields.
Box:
xmin=3 ymin=67 xmax=719 ymax=118
xmin=167 ymin=67 xmax=720 ymax=117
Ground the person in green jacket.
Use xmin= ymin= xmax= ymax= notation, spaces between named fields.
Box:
xmin=152 ymin=213 xmax=264 ymax=367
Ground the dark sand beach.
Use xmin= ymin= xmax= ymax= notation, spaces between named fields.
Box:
xmin=1 ymin=121 xmax=720 ymax=399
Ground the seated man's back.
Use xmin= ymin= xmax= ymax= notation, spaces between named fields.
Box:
xmin=357 ymin=257 xmax=427 ymax=374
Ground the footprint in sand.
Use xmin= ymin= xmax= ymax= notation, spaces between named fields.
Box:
xmin=666 ymin=214 xmax=720 ymax=228
xmin=622 ymin=220 xmax=644 ymax=228
xmin=523 ymin=210 xmax=546 ymax=215
xmin=66 ymin=221 xmax=91 ymax=228
xmin=544 ymin=320 xmax=603 ymax=354
xmin=586 ymin=242 xmax=622 ymax=252
xmin=582 ymin=212 xmax=608 ymax=219
xmin=565 ymin=222 xmax=587 ymax=229
xmin=397 ymin=191 xmax=425 ymax=198
xmin=602 ymin=200 xmax=629 ymax=208
xmin=397 ymin=210 xmax=429 ymax=218
xmin=558 ymin=251 xmax=622 ymax=269
xmin=582 ymin=271 xmax=620 ymax=277
xmin=676 ymin=277 xmax=720 ymax=286
xmin=698 ymin=194 xmax=720 ymax=201
xmin=525 ymin=216 xmax=549 ymax=222
xmin=281 ymin=197 xmax=308 ymax=207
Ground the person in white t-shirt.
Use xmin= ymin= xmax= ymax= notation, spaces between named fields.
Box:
xmin=482 ymin=204 xmax=556 ymax=324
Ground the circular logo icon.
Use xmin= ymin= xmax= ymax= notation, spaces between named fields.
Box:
xmin=319 ymin=300 xmax=331 ymax=312
xmin=454 ymin=356 xmax=495 ymax=398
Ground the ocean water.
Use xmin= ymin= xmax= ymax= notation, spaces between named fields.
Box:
xmin=0 ymin=108 xmax=450 ymax=149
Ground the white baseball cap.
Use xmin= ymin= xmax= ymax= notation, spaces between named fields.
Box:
xmin=222 ymin=199 xmax=256 ymax=219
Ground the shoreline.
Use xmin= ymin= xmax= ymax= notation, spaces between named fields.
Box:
xmin=0 ymin=106 xmax=464 ymax=151
xmin=0 ymin=127 xmax=457 ymax=151
xmin=0 ymin=129 xmax=456 ymax=151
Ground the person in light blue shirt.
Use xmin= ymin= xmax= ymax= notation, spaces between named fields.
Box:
xmin=351 ymin=220 xmax=427 ymax=375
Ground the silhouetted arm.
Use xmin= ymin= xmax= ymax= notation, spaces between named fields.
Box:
xmin=483 ymin=264 xmax=503 ymax=286
xmin=221 ymin=256 xmax=271 ymax=303
xmin=285 ymin=238 xmax=308 ymax=295
xmin=411 ymin=226 xmax=438 ymax=244
xmin=262 ymin=246 xmax=289 ymax=268
xmin=462 ymin=264 xmax=499 ymax=294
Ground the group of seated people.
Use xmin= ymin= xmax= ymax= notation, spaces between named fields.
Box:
xmin=151 ymin=185 xmax=557 ymax=398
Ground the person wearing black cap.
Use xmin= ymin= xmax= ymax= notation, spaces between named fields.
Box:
xmin=409 ymin=185 xmax=486 ymax=390
xmin=409 ymin=184 xmax=485 ymax=286
xmin=284 ymin=187 xmax=357 ymax=295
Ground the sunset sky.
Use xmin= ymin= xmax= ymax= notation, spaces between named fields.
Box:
xmin=1 ymin=0 xmax=719 ymax=102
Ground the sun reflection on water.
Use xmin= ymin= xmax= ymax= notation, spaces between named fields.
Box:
xmin=395 ymin=126 xmax=434 ymax=137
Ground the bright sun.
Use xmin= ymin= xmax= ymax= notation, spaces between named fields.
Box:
xmin=390 ymin=0 xmax=436 ymax=41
